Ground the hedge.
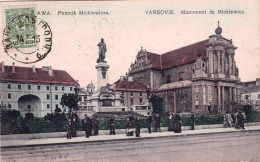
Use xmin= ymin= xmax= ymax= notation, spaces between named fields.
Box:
xmin=1 ymin=109 xmax=260 ymax=135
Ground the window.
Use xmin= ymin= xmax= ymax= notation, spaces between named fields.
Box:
xmin=28 ymin=85 xmax=31 ymax=90
xmin=55 ymin=86 xmax=58 ymax=90
xmin=56 ymin=104 xmax=58 ymax=109
xmin=8 ymin=93 xmax=11 ymax=99
xmin=47 ymin=104 xmax=50 ymax=109
xmin=179 ymin=72 xmax=184 ymax=81
xmin=47 ymin=94 xmax=50 ymax=100
xmin=70 ymin=87 xmax=73 ymax=91
xmin=131 ymin=92 xmax=133 ymax=96
xmin=62 ymin=87 xmax=65 ymax=91
xmin=166 ymin=75 xmax=171 ymax=83
xmin=208 ymin=94 xmax=212 ymax=101
xmin=130 ymin=99 xmax=134 ymax=105
xmin=8 ymin=84 xmax=11 ymax=89
xmin=195 ymin=94 xmax=199 ymax=99
xmin=195 ymin=86 xmax=199 ymax=93
xmin=37 ymin=86 xmax=41 ymax=90
xmin=84 ymin=97 xmax=87 ymax=101
xmin=55 ymin=95 xmax=58 ymax=100
xmin=8 ymin=104 xmax=11 ymax=109
xmin=140 ymin=98 xmax=143 ymax=105
xmin=140 ymin=92 xmax=142 ymax=96
xmin=208 ymin=86 xmax=212 ymax=93
xmin=18 ymin=85 xmax=21 ymax=89
xmin=245 ymin=95 xmax=249 ymax=99
xmin=46 ymin=86 xmax=50 ymax=90
xmin=258 ymin=94 xmax=260 ymax=99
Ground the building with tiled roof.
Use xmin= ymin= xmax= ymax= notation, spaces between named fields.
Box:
xmin=0 ymin=62 xmax=78 ymax=117
xmin=129 ymin=23 xmax=241 ymax=114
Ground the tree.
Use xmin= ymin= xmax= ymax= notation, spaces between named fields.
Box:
xmin=60 ymin=93 xmax=79 ymax=113
xmin=150 ymin=95 xmax=164 ymax=114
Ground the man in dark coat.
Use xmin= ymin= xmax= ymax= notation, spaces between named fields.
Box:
xmin=109 ymin=116 xmax=116 ymax=135
xmin=147 ymin=112 xmax=153 ymax=133
xmin=83 ymin=114 xmax=91 ymax=138
xmin=174 ymin=111 xmax=182 ymax=133
xmin=190 ymin=112 xmax=195 ymax=130
xmin=92 ymin=117 xmax=99 ymax=136
xmin=66 ymin=119 xmax=72 ymax=139
xmin=135 ymin=117 xmax=141 ymax=137
xmin=154 ymin=113 xmax=161 ymax=132
xmin=71 ymin=112 xmax=79 ymax=137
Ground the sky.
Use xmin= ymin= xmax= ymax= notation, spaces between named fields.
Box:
xmin=0 ymin=0 xmax=259 ymax=88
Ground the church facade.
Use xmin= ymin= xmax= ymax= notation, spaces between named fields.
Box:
xmin=128 ymin=24 xmax=241 ymax=114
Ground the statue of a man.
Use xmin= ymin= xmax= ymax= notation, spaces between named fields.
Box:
xmin=97 ymin=38 xmax=107 ymax=63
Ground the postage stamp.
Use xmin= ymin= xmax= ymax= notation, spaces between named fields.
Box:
xmin=2 ymin=6 xmax=52 ymax=64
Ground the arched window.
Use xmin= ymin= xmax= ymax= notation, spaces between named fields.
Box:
xmin=166 ymin=75 xmax=171 ymax=83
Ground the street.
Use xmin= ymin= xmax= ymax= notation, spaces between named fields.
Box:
xmin=1 ymin=131 xmax=260 ymax=162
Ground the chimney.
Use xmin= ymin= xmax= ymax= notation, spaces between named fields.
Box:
xmin=12 ymin=62 xmax=15 ymax=73
xmin=0 ymin=61 xmax=4 ymax=72
xmin=32 ymin=65 xmax=36 ymax=73
xmin=48 ymin=66 xmax=53 ymax=76
xmin=128 ymin=76 xmax=133 ymax=82
xmin=256 ymin=78 xmax=260 ymax=86
xmin=120 ymin=76 xmax=124 ymax=81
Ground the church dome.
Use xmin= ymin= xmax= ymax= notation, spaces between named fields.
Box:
xmin=215 ymin=21 xmax=222 ymax=35
xmin=87 ymin=82 xmax=95 ymax=89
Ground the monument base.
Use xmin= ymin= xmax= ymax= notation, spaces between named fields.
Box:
xmin=95 ymin=62 xmax=110 ymax=92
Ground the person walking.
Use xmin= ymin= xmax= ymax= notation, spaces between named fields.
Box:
xmin=190 ymin=112 xmax=195 ymax=130
xmin=234 ymin=111 xmax=240 ymax=129
xmin=66 ymin=119 xmax=72 ymax=139
xmin=135 ymin=117 xmax=141 ymax=137
xmin=174 ymin=110 xmax=182 ymax=133
xmin=154 ymin=113 xmax=161 ymax=132
xmin=92 ymin=117 xmax=99 ymax=136
xmin=83 ymin=114 xmax=91 ymax=138
xmin=109 ymin=116 xmax=116 ymax=135
xmin=71 ymin=112 xmax=79 ymax=137
xmin=147 ymin=112 xmax=153 ymax=133
xmin=241 ymin=111 xmax=246 ymax=129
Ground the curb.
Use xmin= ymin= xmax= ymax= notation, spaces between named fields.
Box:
xmin=1 ymin=128 xmax=260 ymax=149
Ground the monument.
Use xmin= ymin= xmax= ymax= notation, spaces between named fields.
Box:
xmin=95 ymin=38 xmax=110 ymax=92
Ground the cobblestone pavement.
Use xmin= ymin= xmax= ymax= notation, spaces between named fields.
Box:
xmin=1 ymin=130 xmax=260 ymax=162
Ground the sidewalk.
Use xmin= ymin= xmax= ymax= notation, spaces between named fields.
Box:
xmin=1 ymin=125 xmax=260 ymax=148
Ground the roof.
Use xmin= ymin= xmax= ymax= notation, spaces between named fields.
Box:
xmin=161 ymin=40 xmax=208 ymax=69
xmin=146 ymin=52 xmax=161 ymax=70
xmin=0 ymin=65 xmax=78 ymax=85
xmin=143 ymin=39 xmax=209 ymax=70
xmin=114 ymin=79 xmax=150 ymax=92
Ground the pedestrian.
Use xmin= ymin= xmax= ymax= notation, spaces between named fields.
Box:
xmin=226 ymin=111 xmax=233 ymax=128
xmin=109 ymin=116 xmax=116 ymax=135
xmin=234 ymin=110 xmax=240 ymax=129
xmin=83 ymin=114 xmax=91 ymax=138
xmin=90 ymin=116 xmax=94 ymax=136
xmin=237 ymin=111 xmax=244 ymax=129
xmin=241 ymin=111 xmax=246 ymax=129
xmin=93 ymin=117 xmax=99 ymax=136
xmin=168 ymin=112 xmax=173 ymax=131
xmin=154 ymin=113 xmax=161 ymax=132
xmin=66 ymin=119 xmax=72 ymax=139
xmin=71 ymin=112 xmax=79 ymax=137
xmin=147 ymin=112 xmax=153 ymax=134
xmin=174 ymin=110 xmax=182 ymax=133
xmin=190 ymin=112 xmax=195 ymax=130
xmin=135 ymin=117 xmax=141 ymax=137
xmin=170 ymin=112 xmax=175 ymax=131
xmin=126 ymin=116 xmax=133 ymax=136
xmin=208 ymin=102 xmax=212 ymax=114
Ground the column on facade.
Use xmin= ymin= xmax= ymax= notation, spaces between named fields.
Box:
xmin=229 ymin=87 xmax=232 ymax=111
xmin=222 ymin=86 xmax=225 ymax=112
xmin=232 ymin=54 xmax=235 ymax=76
xmin=217 ymin=51 xmax=220 ymax=73
xmin=222 ymin=51 xmax=225 ymax=74
xmin=218 ymin=85 xmax=221 ymax=111
xmin=228 ymin=53 xmax=232 ymax=75
xmin=173 ymin=91 xmax=176 ymax=113
xmin=233 ymin=87 xmax=237 ymax=102
xmin=208 ymin=50 xmax=213 ymax=74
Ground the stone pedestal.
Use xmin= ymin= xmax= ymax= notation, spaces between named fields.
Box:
xmin=95 ymin=62 xmax=110 ymax=92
